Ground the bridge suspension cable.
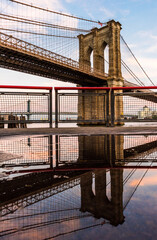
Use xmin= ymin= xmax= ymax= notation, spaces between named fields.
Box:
xmin=120 ymin=35 xmax=155 ymax=86
xmin=0 ymin=13 xmax=90 ymax=33
xmin=104 ymin=59 xmax=144 ymax=86
xmin=1 ymin=0 xmax=105 ymax=62
xmin=9 ymin=0 xmax=107 ymax=25
xmin=0 ymin=28 xmax=78 ymax=39
xmin=1 ymin=1 xmax=154 ymax=85
xmin=123 ymin=163 xmax=152 ymax=210
xmin=121 ymin=59 xmax=144 ymax=86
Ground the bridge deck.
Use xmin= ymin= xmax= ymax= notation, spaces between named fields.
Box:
xmin=1 ymin=32 xmax=157 ymax=97
xmin=0 ymin=126 xmax=157 ymax=137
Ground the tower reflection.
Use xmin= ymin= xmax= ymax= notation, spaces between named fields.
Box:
xmin=80 ymin=169 xmax=124 ymax=226
xmin=78 ymin=135 xmax=124 ymax=166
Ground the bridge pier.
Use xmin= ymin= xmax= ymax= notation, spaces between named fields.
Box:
xmin=77 ymin=135 xmax=124 ymax=166
xmin=80 ymin=169 xmax=124 ymax=226
xmin=77 ymin=20 xmax=124 ymax=126
xmin=77 ymin=89 xmax=108 ymax=125
xmin=108 ymin=78 xmax=124 ymax=126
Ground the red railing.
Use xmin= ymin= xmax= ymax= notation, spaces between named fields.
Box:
xmin=0 ymin=85 xmax=52 ymax=90
xmin=55 ymin=87 xmax=110 ymax=90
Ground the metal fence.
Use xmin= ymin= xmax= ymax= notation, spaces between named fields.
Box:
xmin=111 ymin=86 xmax=157 ymax=125
xmin=1 ymin=86 xmax=157 ymax=128
xmin=55 ymin=87 xmax=110 ymax=127
xmin=0 ymin=85 xmax=52 ymax=127
xmin=55 ymin=86 xmax=157 ymax=127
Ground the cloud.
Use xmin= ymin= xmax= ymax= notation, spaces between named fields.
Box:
xmin=146 ymin=45 xmax=157 ymax=53
xmin=99 ymin=7 xmax=129 ymax=20
xmin=137 ymin=30 xmax=157 ymax=40
xmin=136 ymin=30 xmax=157 ymax=53
xmin=130 ymin=175 xmax=157 ymax=187
xmin=121 ymin=32 xmax=157 ymax=86
xmin=27 ymin=0 xmax=65 ymax=11
xmin=121 ymin=56 xmax=157 ymax=85
xmin=100 ymin=7 xmax=115 ymax=19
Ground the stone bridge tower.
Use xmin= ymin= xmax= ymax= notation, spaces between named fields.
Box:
xmin=78 ymin=20 xmax=124 ymax=125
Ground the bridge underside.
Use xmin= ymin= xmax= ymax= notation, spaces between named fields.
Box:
xmin=123 ymin=80 xmax=157 ymax=102
xmin=0 ymin=46 xmax=107 ymax=86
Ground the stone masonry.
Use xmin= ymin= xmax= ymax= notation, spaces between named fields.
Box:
xmin=77 ymin=20 xmax=124 ymax=125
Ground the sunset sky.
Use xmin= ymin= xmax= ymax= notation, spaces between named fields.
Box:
xmin=0 ymin=0 xmax=157 ymax=87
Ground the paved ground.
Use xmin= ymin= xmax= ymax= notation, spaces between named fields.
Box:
xmin=0 ymin=126 xmax=157 ymax=137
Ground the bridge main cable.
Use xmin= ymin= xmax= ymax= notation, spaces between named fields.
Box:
xmin=9 ymin=0 xmax=107 ymax=25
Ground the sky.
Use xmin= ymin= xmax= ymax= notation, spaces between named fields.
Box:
xmin=0 ymin=0 xmax=157 ymax=88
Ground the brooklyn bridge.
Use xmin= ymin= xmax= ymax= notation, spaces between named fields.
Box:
xmin=0 ymin=1 xmax=157 ymax=128
xmin=0 ymin=1 xmax=157 ymax=239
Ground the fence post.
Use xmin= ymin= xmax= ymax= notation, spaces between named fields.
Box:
xmin=111 ymin=89 xmax=115 ymax=127
xmin=55 ymin=89 xmax=58 ymax=128
xmin=49 ymin=89 xmax=53 ymax=128
xmin=27 ymin=99 xmax=31 ymax=121
xmin=48 ymin=135 xmax=53 ymax=169
xmin=55 ymin=135 xmax=59 ymax=168
xmin=106 ymin=90 xmax=109 ymax=127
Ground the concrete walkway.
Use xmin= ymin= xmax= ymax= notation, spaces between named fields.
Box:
xmin=0 ymin=126 xmax=157 ymax=137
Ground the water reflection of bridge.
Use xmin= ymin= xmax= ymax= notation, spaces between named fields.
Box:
xmin=0 ymin=167 xmax=150 ymax=240
xmin=1 ymin=134 xmax=157 ymax=238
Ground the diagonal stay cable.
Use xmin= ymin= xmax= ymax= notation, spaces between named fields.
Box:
xmin=121 ymin=59 xmax=144 ymax=86
xmin=104 ymin=59 xmax=144 ymax=86
xmin=121 ymin=35 xmax=155 ymax=86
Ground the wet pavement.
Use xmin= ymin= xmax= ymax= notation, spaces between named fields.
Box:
xmin=1 ymin=126 xmax=157 ymax=137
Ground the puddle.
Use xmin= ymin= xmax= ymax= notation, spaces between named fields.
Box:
xmin=0 ymin=134 xmax=157 ymax=239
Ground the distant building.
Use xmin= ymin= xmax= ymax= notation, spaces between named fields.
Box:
xmin=124 ymin=115 xmax=137 ymax=120
xmin=138 ymin=105 xmax=153 ymax=119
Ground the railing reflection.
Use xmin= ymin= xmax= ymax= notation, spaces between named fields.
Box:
xmin=1 ymin=134 xmax=157 ymax=170
xmin=56 ymin=135 xmax=157 ymax=168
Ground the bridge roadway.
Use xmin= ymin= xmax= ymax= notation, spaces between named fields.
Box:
xmin=1 ymin=160 xmax=153 ymax=223
xmin=0 ymin=167 xmax=144 ymax=218
xmin=0 ymin=32 xmax=107 ymax=86
xmin=1 ymin=32 xmax=157 ymax=100
xmin=124 ymin=139 xmax=157 ymax=159
xmin=0 ymin=172 xmax=81 ymax=217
